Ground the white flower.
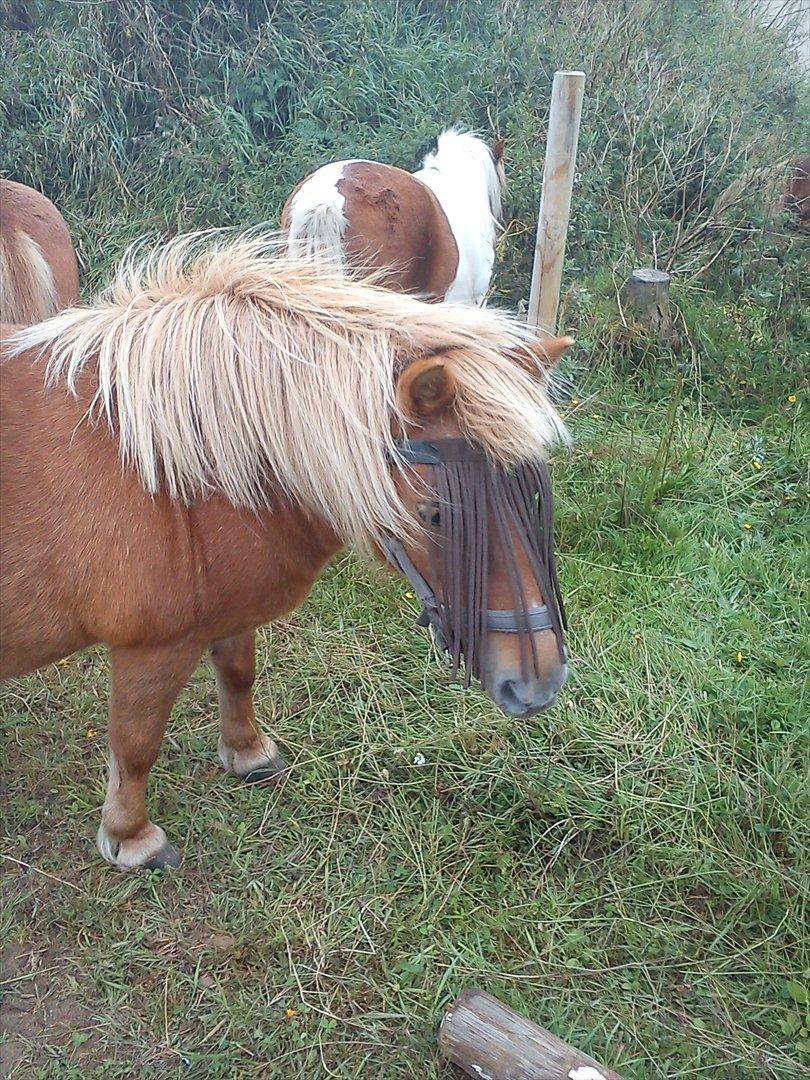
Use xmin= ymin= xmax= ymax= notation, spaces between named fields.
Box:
xmin=412 ymin=753 xmax=426 ymax=767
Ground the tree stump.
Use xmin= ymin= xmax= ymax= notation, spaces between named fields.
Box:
xmin=438 ymin=989 xmax=626 ymax=1080
xmin=621 ymin=268 xmax=676 ymax=346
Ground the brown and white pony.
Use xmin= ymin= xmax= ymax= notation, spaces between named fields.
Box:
xmin=1 ymin=232 xmax=571 ymax=871
xmin=0 ymin=178 xmax=79 ymax=323
xmin=281 ymin=129 xmax=505 ymax=305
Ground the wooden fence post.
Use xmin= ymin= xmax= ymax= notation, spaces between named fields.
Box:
xmin=527 ymin=70 xmax=586 ymax=333
xmin=438 ymin=989 xmax=626 ymax=1080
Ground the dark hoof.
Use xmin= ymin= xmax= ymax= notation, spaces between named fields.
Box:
xmin=142 ymin=842 xmax=181 ymax=870
xmin=243 ymin=754 xmax=288 ymax=784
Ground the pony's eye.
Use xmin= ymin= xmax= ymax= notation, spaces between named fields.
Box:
xmin=417 ymin=501 xmax=441 ymax=529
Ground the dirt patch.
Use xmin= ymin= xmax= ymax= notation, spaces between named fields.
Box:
xmin=0 ymin=942 xmax=95 ymax=1077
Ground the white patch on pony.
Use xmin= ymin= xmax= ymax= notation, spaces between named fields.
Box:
xmin=568 ymin=1067 xmax=607 ymax=1080
xmin=414 ymin=129 xmax=503 ymax=306
xmin=95 ymin=753 xmax=175 ymax=869
xmin=287 ymin=161 xmax=357 ymax=267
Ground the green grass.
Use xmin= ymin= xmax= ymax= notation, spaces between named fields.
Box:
xmin=2 ymin=378 xmax=808 ymax=1078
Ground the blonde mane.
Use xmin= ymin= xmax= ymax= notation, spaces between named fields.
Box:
xmin=8 ymin=231 xmax=568 ymax=549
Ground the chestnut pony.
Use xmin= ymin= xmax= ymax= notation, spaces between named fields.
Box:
xmin=281 ymin=129 xmax=505 ymax=304
xmin=0 ymin=178 xmax=79 ymax=323
xmin=1 ymin=233 xmax=571 ymax=871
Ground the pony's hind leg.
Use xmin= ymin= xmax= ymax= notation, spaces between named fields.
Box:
xmin=97 ymin=642 xmax=203 ymax=870
xmin=210 ymin=631 xmax=287 ymax=783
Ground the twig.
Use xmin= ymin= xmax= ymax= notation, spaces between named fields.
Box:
xmin=1 ymin=852 xmax=92 ymax=896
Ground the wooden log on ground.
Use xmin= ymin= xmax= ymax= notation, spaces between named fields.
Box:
xmin=621 ymin=268 xmax=675 ymax=345
xmin=438 ymin=989 xmax=625 ymax=1080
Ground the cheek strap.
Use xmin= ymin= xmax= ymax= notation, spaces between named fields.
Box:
xmin=380 ymin=535 xmax=554 ymax=645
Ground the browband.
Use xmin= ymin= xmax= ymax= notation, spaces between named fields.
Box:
xmin=390 ymin=438 xmax=489 ymax=465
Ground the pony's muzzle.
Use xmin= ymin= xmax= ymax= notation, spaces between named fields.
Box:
xmin=490 ymin=662 xmax=568 ymax=717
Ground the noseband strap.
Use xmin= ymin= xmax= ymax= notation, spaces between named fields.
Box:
xmin=486 ymin=607 xmax=554 ymax=633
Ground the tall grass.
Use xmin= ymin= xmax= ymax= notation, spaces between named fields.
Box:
xmin=3 ymin=2 xmax=806 ymax=404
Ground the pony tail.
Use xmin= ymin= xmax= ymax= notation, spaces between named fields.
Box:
xmin=285 ymin=182 xmax=348 ymax=269
xmin=0 ymin=229 xmax=59 ymax=324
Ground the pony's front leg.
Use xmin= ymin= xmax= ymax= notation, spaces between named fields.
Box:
xmin=210 ymin=631 xmax=287 ymax=783
xmin=97 ymin=642 xmax=203 ymax=870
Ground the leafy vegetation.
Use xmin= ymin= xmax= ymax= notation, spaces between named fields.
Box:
xmin=1 ymin=1 xmax=807 ymax=1077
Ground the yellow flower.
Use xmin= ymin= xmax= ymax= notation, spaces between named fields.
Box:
xmin=570 ymin=398 xmax=580 ymax=406
xmin=752 ymin=460 xmax=762 ymax=470
xmin=86 ymin=728 xmax=98 ymax=739
xmin=742 ymin=523 xmax=752 ymax=530
xmin=405 ymin=591 xmax=414 ymax=599
xmin=787 ymin=394 xmax=797 ymax=404
xmin=735 ymin=651 xmax=744 ymax=664
xmin=284 ymin=1008 xmax=297 ymax=1020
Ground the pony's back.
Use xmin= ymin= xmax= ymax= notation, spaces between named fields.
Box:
xmin=0 ymin=180 xmax=79 ymax=324
xmin=281 ymin=130 xmax=504 ymax=305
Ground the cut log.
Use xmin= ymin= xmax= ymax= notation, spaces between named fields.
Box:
xmin=438 ymin=989 xmax=625 ymax=1080
xmin=621 ymin=268 xmax=676 ymax=345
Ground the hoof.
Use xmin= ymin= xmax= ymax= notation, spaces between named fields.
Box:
xmin=97 ymin=823 xmax=181 ymax=871
xmin=142 ymin=842 xmax=181 ymax=870
xmin=219 ymin=735 xmax=287 ymax=782
xmin=243 ymin=756 xmax=288 ymax=784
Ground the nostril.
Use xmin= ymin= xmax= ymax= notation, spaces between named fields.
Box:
xmin=496 ymin=678 xmax=526 ymax=713
xmin=506 ymin=678 xmax=533 ymax=707
xmin=493 ymin=676 xmax=554 ymax=717
xmin=491 ymin=669 xmax=568 ymax=717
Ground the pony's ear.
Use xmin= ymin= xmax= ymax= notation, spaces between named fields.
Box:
xmin=492 ymin=139 xmax=506 ymax=163
xmin=526 ymin=335 xmax=574 ymax=371
xmin=397 ymin=356 xmax=456 ymax=419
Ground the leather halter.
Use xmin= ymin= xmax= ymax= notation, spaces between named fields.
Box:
xmin=383 ymin=438 xmax=556 ymax=651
